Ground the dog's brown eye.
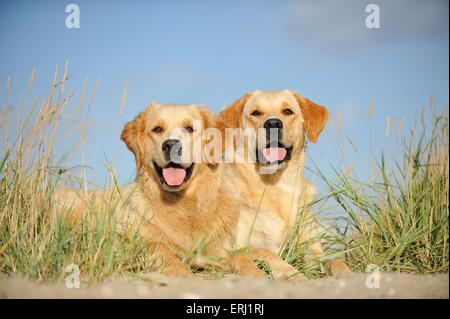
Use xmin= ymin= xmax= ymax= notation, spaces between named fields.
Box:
xmin=152 ymin=126 xmax=163 ymax=133
xmin=282 ymin=108 xmax=294 ymax=115
xmin=251 ymin=110 xmax=261 ymax=116
xmin=185 ymin=126 xmax=194 ymax=133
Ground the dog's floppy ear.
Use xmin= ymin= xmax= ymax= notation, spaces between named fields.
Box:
xmin=198 ymin=106 xmax=223 ymax=166
xmin=292 ymin=92 xmax=328 ymax=143
xmin=218 ymin=92 xmax=253 ymax=128
xmin=121 ymin=111 xmax=147 ymax=169
xmin=198 ymin=106 xmax=219 ymax=131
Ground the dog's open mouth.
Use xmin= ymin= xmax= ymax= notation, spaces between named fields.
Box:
xmin=153 ymin=161 xmax=194 ymax=187
xmin=258 ymin=142 xmax=293 ymax=165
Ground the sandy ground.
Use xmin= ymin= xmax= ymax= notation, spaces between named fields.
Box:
xmin=0 ymin=272 xmax=448 ymax=299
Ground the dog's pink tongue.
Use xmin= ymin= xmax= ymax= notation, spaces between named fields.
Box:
xmin=162 ymin=167 xmax=186 ymax=186
xmin=262 ymin=148 xmax=287 ymax=162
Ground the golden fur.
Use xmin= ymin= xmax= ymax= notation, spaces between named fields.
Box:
xmin=218 ymin=90 xmax=351 ymax=278
xmin=53 ymin=103 xmax=264 ymax=277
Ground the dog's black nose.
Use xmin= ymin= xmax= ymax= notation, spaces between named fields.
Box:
xmin=264 ymin=118 xmax=283 ymax=130
xmin=162 ymin=139 xmax=182 ymax=159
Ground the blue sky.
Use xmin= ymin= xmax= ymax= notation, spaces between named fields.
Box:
xmin=0 ymin=0 xmax=448 ymax=191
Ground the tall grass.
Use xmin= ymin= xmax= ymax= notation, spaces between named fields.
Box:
xmin=0 ymin=67 xmax=155 ymax=283
xmin=315 ymin=104 xmax=449 ymax=274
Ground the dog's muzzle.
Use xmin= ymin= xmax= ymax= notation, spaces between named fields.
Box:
xmin=256 ymin=118 xmax=292 ymax=165
xmin=153 ymin=161 xmax=194 ymax=188
xmin=162 ymin=139 xmax=182 ymax=163
xmin=257 ymin=141 xmax=292 ymax=165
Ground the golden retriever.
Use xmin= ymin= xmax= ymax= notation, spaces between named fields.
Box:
xmin=218 ymin=90 xmax=351 ymax=279
xmin=54 ymin=103 xmax=265 ymax=277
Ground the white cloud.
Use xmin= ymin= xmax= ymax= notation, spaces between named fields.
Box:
xmin=286 ymin=0 xmax=449 ymax=52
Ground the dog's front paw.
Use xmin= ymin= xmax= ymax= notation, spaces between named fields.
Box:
xmin=272 ymin=263 xmax=307 ymax=282
xmin=329 ymin=260 xmax=352 ymax=276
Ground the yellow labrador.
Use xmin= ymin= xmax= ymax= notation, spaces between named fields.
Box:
xmin=54 ymin=103 xmax=265 ymax=277
xmin=218 ymin=90 xmax=351 ymax=280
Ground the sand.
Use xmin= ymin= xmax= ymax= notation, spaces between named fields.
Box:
xmin=0 ymin=272 xmax=448 ymax=299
